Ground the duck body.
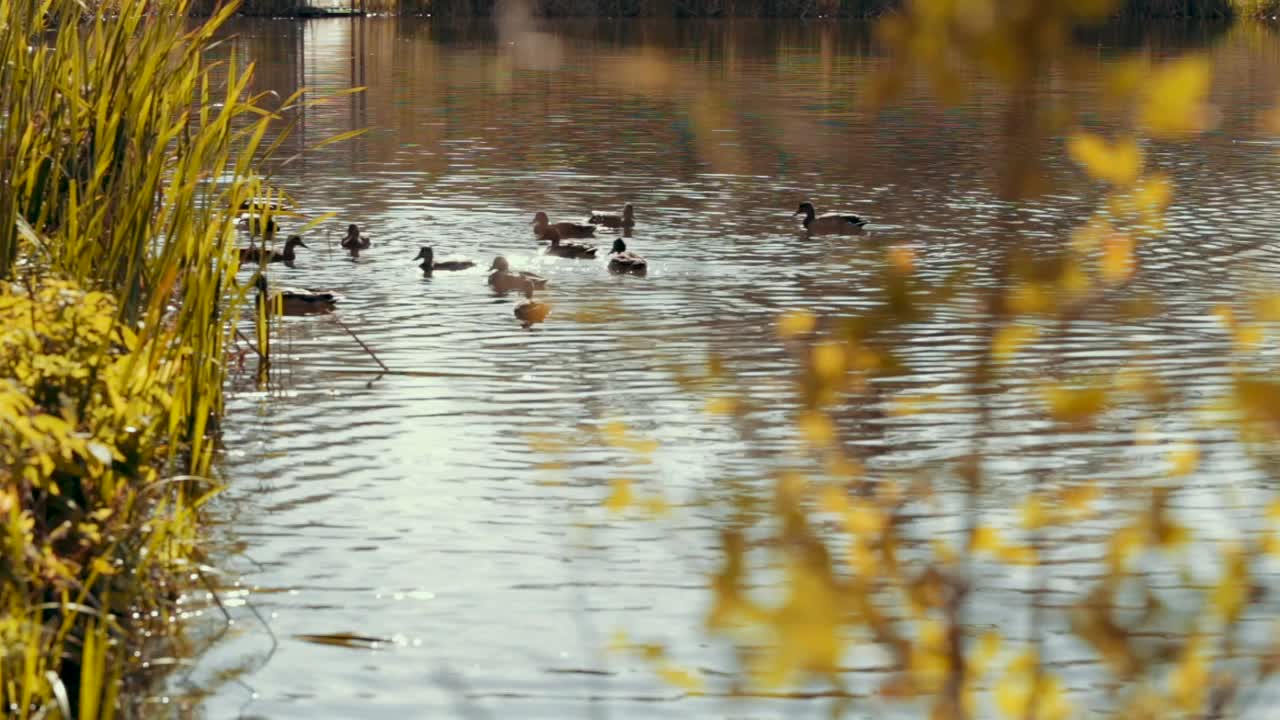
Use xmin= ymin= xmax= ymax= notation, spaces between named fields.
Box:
xmin=795 ymin=201 xmax=866 ymax=234
xmin=607 ymin=239 xmax=648 ymax=276
xmin=587 ymin=202 xmax=635 ymax=229
xmin=416 ymin=246 xmax=476 ymax=276
xmin=253 ymin=275 xmax=339 ymax=316
xmin=488 ymin=256 xmax=548 ymax=294
xmin=239 ymin=235 xmax=307 ymax=268
xmin=514 ymin=288 xmax=551 ymax=328
xmin=238 ymin=213 xmax=279 ymax=236
xmin=342 ymin=223 xmax=371 ymax=258
xmin=541 ymin=228 xmax=597 ymax=259
xmin=533 ymin=212 xmax=596 ymax=240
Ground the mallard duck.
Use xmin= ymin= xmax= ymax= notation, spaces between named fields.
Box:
xmin=253 ymin=274 xmax=339 ymax=316
xmin=795 ymin=201 xmax=866 ymax=234
xmin=533 ymin=211 xmax=596 ymax=240
xmin=607 ymin=238 xmax=648 ymax=276
xmin=239 ymin=198 xmax=290 ymax=213
xmin=514 ymin=286 xmax=551 ymax=328
xmin=239 ymin=235 xmax=307 ymax=268
xmin=587 ymin=202 xmax=635 ymax=229
xmin=416 ymin=246 xmax=476 ymax=276
xmin=342 ymin=224 xmax=371 ymax=258
xmin=238 ymin=213 xmax=279 ymax=236
xmin=488 ymin=256 xmax=548 ymax=294
xmin=542 ymin=227 xmax=597 ymax=259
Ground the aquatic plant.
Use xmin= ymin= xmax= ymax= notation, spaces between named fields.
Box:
xmin=0 ymin=0 xmax=331 ymax=714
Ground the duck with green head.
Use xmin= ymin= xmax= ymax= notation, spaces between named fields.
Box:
xmin=533 ymin=212 xmax=596 ymax=240
xmin=542 ymin=227 xmax=597 ymax=259
xmin=416 ymin=246 xmax=476 ymax=276
xmin=488 ymin=256 xmax=548 ymax=294
xmin=794 ymin=201 xmax=866 ymax=234
xmin=239 ymin=235 xmax=307 ymax=268
xmin=587 ymin=202 xmax=635 ymax=229
xmin=607 ymin=238 xmax=647 ymax=276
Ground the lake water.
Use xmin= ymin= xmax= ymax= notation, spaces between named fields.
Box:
xmin=181 ymin=17 xmax=1280 ymax=719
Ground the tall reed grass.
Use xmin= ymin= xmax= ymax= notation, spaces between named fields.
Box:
xmin=0 ymin=0 xmax=304 ymax=715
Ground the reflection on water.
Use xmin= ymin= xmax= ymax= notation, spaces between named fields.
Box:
xmin=186 ymin=17 xmax=1280 ymax=718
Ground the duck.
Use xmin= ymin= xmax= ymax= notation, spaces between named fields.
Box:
xmin=542 ymin=227 xmax=598 ymax=259
xmin=238 ymin=213 xmax=279 ymax=236
xmin=514 ymin=286 xmax=551 ymax=328
xmin=488 ymin=256 xmax=548 ymax=294
xmin=607 ymin=238 xmax=648 ymax=276
xmin=253 ymin=274 xmax=339 ymax=316
xmin=532 ymin=211 xmax=596 ymax=240
xmin=341 ymin=224 xmax=371 ymax=258
xmin=587 ymin=202 xmax=635 ymax=229
xmin=239 ymin=235 xmax=307 ymax=268
xmin=795 ymin=201 xmax=866 ymax=234
xmin=416 ymin=246 xmax=476 ymax=276
xmin=238 ymin=197 xmax=290 ymax=213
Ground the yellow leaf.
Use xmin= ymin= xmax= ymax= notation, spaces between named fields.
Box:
xmin=798 ymin=410 xmax=836 ymax=447
xmin=1169 ymin=635 xmax=1208 ymax=712
xmin=1042 ymin=384 xmax=1109 ymax=426
xmin=1235 ymin=323 xmax=1265 ymax=351
xmin=1211 ymin=543 xmax=1250 ymax=623
xmin=657 ymin=663 xmax=704 ymax=694
xmin=1100 ymin=233 xmax=1136 ymax=284
xmin=1140 ymin=55 xmax=1213 ymax=139
xmin=994 ymin=650 xmax=1036 ymax=718
xmin=811 ymin=342 xmax=847 ymax=384
xmin=1168 ymin=444 xmax=1200 ymax=477
xmin=1067 ymin=133 xmax=1142 ymax=185
xmin=970 ymin=630 xmax=1002 ymax=678
xmin=704 ymin=396 xmax=738 ymax=415
xmin=641 ymin=494 xmax=672 ymax=518
xmin=777 ymin=310 xmax=816 ymax=339
xmin=971 ymin=525 xmax=1002 ymax=553
xmin=1060 ymin=482 xmax=1101 ymax=516
xmin=993 ymin=324 xmax=1040 ymax=364
xmin=1021 ymin=494 xmax=1052 ymax=530
xmin=1269 ymin=500 xmax=1280 ymax=521
xmin=996 ymin=543 xmax=1039 ymax=566
xmin=90 ymin=557 xmax=118 ymax=576
xmin=604 ymin=479 xmax=634 ymax=513
xmin=888 ymin=244 xmax=916 ymax=274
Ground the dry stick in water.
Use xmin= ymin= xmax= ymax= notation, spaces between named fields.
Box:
xmin=329 ymin=314 xmax=391 ymax=373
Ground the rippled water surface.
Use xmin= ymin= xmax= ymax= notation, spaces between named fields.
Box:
xmin=188 ymin=17 xmax=1280 ymax=718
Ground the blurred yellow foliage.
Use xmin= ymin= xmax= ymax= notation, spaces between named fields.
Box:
xmin=1139 ymin=56 xmax=1214 ymax=138
xmin=1068 ymin=134 xmax=1143 ymax=185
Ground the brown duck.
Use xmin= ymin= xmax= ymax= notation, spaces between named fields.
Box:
xmin=239 ymin=235 xmax=307 ymax=268
xmin=514 ymin=286 xmax=551 ymax=329
xmin=542 ymin=227 xmax=597 ymax=259
xmin=488 ymin=256 xmax=549 ymax=294
xmin=342 ymin=224 xmax=371 ymax=258
xmin=607 ymin=239 xmax=647 ymax=276
xmin=416 ymin=247 xmax=476 ymax=276
xmin=253 ymin=274 xmax=339 ymax=316
xmin=795 ymin=201 xmax=866 ymax=234
xmin=587 ymin=203 xmax=635 ymax=229
xmin=533 ymin=212 xmax=596 ymax=240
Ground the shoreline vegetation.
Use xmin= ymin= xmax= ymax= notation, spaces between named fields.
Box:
xmin=206 ymin=0 xmax=1280 ymax=18
xmin=0 ymin=0 xmax=298 ymax=715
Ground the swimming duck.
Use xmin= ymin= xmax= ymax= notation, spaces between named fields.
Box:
xmin=795 ymin=201 xmax=866 ymax=234
xmin=514 ymin=286 xmax=551 ymax=328
xmin=607 ymin=239 xmax=648 ymax=276
xmin=239 ymin=235 xmax=307 ymax=268
xmin=488 ymin=256 xmax=549 ymax=294
xmin=238 ymin=213 xmax=279 ymax=236
xmin=542 ymin=227 xmax=598 ymax=259
xmin=416 ymin=246 xmax=476 ymax=276
xmin=342 ymin=224 xmax=371 ymax=258
xmin=587 ymin=203 xmax=635 ymax=229
xmin=533 ymin=212 xmax=596 ymax=240
xmin=253 ymin=274 xmax=339 ymax=316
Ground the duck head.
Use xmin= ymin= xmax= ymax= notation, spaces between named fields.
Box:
xmin=252 ymin=273 xmax=269 ymax=293
xmin=490 ymin=256 xmax=510 ymax=272
xmin=611 ymin=238 xmax=627 ymax=253
xmin=415 ymin=246 xmax=434 ymax=263
xmin=532 ymin=212 xmax=550 ymax=228
xmin=284 ymin=235 xmax=308 ymax=250
xmin=795 ymin=202 xmax=817 ymax=221
xmin=622 ymin=203 xmax=635 ymax=220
